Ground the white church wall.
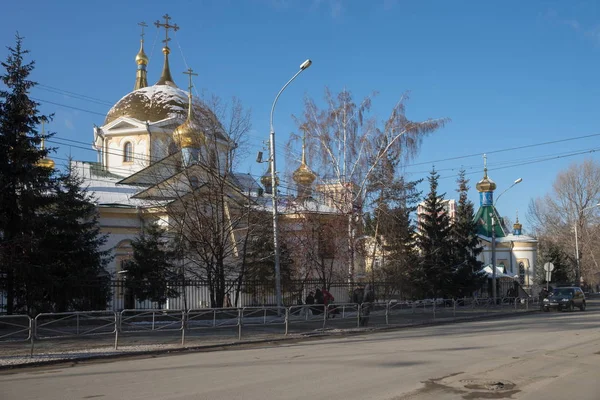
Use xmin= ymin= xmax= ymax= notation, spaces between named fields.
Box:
xmin=106 ymin=136 xmax=148 ymax=176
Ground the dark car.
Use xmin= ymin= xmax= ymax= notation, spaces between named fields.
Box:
xmin=542 ymin=287 xmax=586 ymax=312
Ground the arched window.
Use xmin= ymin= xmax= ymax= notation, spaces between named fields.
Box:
xmin=123 ymin=142 xmax=133 ymax=162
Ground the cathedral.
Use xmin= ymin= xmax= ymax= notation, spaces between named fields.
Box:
xmin=66 ymin=16 xmax=356 ymax=309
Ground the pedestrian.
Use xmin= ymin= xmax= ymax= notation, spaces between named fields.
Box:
xmin=360 ymin=284 xmax=375 ymax=326
xmin=305 ymin=291 xmax=315 ymax=305
xmin=352 ymin=284 xmax=364 ymax=305
xmin=321 ymin=286 xmax=336 ymax=317
xmin=539 ymin=287 xmax=549 ymax=310
xmin=305 ymin=291 xmax=315 ymax=316
xmin=314 ymin=288 xmax=324 ymax=315
xmin=224 ymin=293 xmax=233 ymax=308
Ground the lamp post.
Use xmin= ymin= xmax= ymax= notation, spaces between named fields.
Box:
xmin=269 ymin=59 xmax=312 ymax=309
xmin=574 ymin=202 xmax=600 ymax=285
xmin=491 ymin=177 xmax=522 ymax=303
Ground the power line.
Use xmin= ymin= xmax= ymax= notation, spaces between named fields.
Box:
xmin=32 ymin=97 xmax=107 ymax=117
xmin=406 ymin=132 xmax=600 ymax=168
xmin=36 ymin=84 xmax=113 ymax=106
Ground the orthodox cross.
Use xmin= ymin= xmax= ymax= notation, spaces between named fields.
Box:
xmin=138 ymin=21 xmax=148 ymax=40
xmin=483 ymin=153 xmax=487 ymax=170
xmin=183 ymin=67 xmax=198 ymax=94
xmin=154 ymin=14 xmax=179 ymax=47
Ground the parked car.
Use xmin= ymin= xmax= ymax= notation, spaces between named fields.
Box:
xmin=542 ymin=287 xmax=586 ymax=312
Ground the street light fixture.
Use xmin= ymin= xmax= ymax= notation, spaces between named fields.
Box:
xmin=490 ymin=177 xmax=522 ymax=303
xmin=574 ymin=202 xmax=600 ymax=285
xmin=269 ymin=59 xmax=312 ymax=309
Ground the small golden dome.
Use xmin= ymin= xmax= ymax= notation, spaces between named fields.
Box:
xmin=135 ymin=41 xmax=148 ymax=65
xmin=293 ymin=163 xmax=316 ymax=186
xmin=476 ymin=169 xmax=496 ymax=192
xmin=37 ymin=157 xmax=55 ymax=170
xmin=513 ymin=221 xmax=522 ymax=230
xmin=261 ymin=167 xmax=279 ymax=189
xmin=173 ymin=118 xmax=205 ymax=149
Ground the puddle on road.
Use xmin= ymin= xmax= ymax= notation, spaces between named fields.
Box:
xmin=391 ymin=374 xmax=521 ymax=399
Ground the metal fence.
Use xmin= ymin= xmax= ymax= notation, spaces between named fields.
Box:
xmin=0 ymin=296 xmax=535 ymax=357
xmin=1 ymin=278 xmax=518 ymax=314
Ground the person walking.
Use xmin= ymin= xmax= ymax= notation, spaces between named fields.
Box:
xmin=360 ymin=284 xmax=375 ymax=327
xmin=224 ymin=293 xmax=233 ymax=308
xmin=314 ymin=288 xmax=324 ymax=315
xmin=321 ymin=286 xmax=335 ymax=318
xmin=305 ymin=291 xmax=315 ymax=316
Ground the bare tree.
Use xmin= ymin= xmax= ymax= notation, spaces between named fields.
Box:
xmin=127 ymin=95 xmax=270 ymax=307
xmin=289 ymin=88 xmax=448 ymax=281
xmin=528 ymin=159 xmax=600 ymax=285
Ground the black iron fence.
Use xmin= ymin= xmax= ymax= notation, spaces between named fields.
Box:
xmin=0 ymin=278 xmax=519 ymax=314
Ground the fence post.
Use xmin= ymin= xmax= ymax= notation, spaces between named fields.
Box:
xmin=76 ymin=313 xmax=80 ymax=335
xmin=114 ymin=312 xmax=119 ymax=350
xmin=385 ymin=302 xmax=389 ymax=325
xmin=433 ymin=300 xmax=436 ymax=320
xmin=181 ymin=310 xmax=186 ymax=347
xmin=357 ymin=304 xmax=361 ymax=328
xmin=453 ymin=299 xmax=456 ymax=317
xmin=29 ymin=317 xmax=35 ymax=357
xmin=285 ymin=307 xmax=289 ymax=336
xmin=237 ymin=308 xmax=242 ymax=340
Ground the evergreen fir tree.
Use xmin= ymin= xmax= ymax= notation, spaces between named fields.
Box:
xmin=35 ymin=163 xmax=112 ymax=312
xmin=125 ymin=223 xmax=180 ymax=308
xmin=366 ymin=145 xmax=421 ymax=298
xmin=536 ymin=238 xmax=571 ymax=285
xmin=417 ymin=167 xmax=453 ymax=298
xmin=449 ymin=169 xmax=486 ymax=297
xmin=0 ymin=35 xmax=55 ymax=314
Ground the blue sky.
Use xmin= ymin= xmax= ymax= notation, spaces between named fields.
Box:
xmin=3 ymin=0 xmax=600 ymax=232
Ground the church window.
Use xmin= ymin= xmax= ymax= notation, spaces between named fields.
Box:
xmin=123 ymin=142 xmax=133 ymax=162
xmin=518 ymin=262 xmax=525 ymax=285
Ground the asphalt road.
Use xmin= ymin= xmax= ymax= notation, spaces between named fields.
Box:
xmin=2 ymin=300 xmax=599 ymax=400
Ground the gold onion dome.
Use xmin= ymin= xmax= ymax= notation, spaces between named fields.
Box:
xmin=513 ymin=215 xmax=522 ymax=231
xmin=293 ymin=162 xmax=316 ymax=186
xmin=173 ymin=117 xmax=205 ymax=149
xmin=37 ymin=157 xmax=55 ymax=170
xmin=261 ymin=165 xmax=279 ymax=189
xmin=135 ymin=40 xmax=149 ymax=65
xmin=476 ymin=168 xmax=496 ymax=192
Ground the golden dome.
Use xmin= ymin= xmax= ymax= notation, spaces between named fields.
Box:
xmin=105 ymin=85 xmax=188 ymax=125
xmin=103 ymin=85 xmax=224 ymax=137
xmin=36 ymin=157 xmax=55 ymax=170
xmin=135 ymin=40 xmax=148 ymax=65
xmin=476 ymin=168 xmax=496 ymax=192
xmin=293 ymin=163 xmax=316 ymax=186
xmin=261 ymin=165 xmax=279 ymax=190
xmin=173 ymin=117 xmax=205 ymax=148
xmin=513 ymin=221 xmax=522 ymax=231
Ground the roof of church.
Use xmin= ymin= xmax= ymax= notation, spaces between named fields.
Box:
xmin=473 ymin=204 xmax=506 ymax=238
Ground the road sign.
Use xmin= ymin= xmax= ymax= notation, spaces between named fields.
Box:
xmin=544 ymin=262 xmax=555 ymax=272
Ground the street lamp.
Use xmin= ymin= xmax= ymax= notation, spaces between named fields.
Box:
xmin=574 ymin=202 xmax=600 ymax=285
xmin=490 ymin=177 xmax=522 ymax=303
xmin=269 ymin=59 xmax=312 ymax=309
